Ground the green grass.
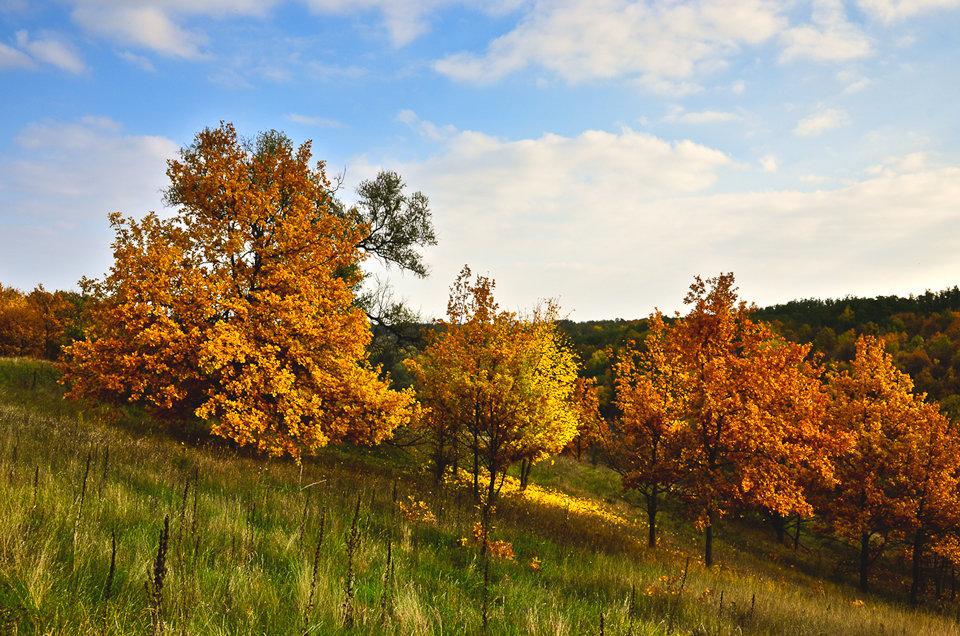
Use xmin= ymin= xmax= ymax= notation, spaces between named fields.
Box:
xmin=1 ymin=357 xmax=959 ymax=634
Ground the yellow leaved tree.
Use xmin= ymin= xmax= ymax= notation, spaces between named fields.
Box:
xmin=406 ymin=266 xmax=580 ymax=503
xmin=60 ymin=123 xmax=414 ymax=459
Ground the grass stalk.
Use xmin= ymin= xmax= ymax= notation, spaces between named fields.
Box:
xmin=342 ymin=493 xmax=361 ymax=629
xmin=378 ymin=539 xmax=394 ymax=625
xmin=302 ymin=506 xmax=327 ymax=633
xmin=72 ymin=450 xmax=92 ymax=548
xmin=148 ymin=515 xmax=170 ymax=636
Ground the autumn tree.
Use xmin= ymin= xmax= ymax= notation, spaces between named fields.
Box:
xmin=821 ymin=335 xmax=960 ymax=595
xmin=611 ymin=312 xmax=685 ymax=549
xmin=60 ymin=123 xmax=414 ymax=459
xmin=406 ymin=266 xmax=580 ymax=504
xmin=561 ymin=376 xmax=605 ymax=464
xmin=27 ymin=286 xmax=78 ymax=359
xmin=633 ymin=274 xmax=836 ymax=566
xmin=0 ymin=284 xmax=76 ymax=359
xmin=901 ymin=405 xmax=960 ymax=604
xmin=0 ymin=285 xmax=36 ymax=357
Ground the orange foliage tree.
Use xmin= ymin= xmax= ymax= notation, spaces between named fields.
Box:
xmin=406 ymin=266 xmax=580 ymax=502
xmin=612 ymin=312 xmax=685 ymax=549
xmin=625 ymin=274 xmax=836 ymax=566
xmin=821 ymin=335 xmax=960 ymax=596
xmin=901 ymin=404 xmax=960 ymax=605
xmin=60 ymin=123 xmax=414 ymax=459
xmin=0 ymin=284 xmax=77 ymax=359
xmin=0 ymin=285 xmax=38 ymax=357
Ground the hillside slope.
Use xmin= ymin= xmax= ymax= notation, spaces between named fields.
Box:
xmin=1 ymin=358 xmax=957 ymax=635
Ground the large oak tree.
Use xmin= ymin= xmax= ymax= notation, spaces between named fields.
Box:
xmin=60 ymin=123 xmax=415 ymax=459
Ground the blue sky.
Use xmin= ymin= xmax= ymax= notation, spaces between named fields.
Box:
xmin=2 ymin=0 xmax=960 ymax=320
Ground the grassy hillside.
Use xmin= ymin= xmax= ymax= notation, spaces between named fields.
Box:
xmin=1 ymin=358 xmax=958 ymax=634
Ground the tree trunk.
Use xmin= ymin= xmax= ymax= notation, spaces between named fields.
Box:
xmin=705 ymin=511 xmax=715 ymax=568
xmin=646 ymin=487 xmax=658 ymax=549
xmin=452 ymin=440 xmax=458 ymax=477
xmin=472 ymin=431 xmax=480 ymax=501
xmin=480 ymin=465 xmax=497 ymax=557
xmin=934 ymin=555 xmax=943 ymax=600
xmin=432 ymin=431 xmax=447 ymax=483
xmin=519 ymin=458 xmax=532 ymax=491
xmin=859 ymin=532 xmax=871 ymax=592
xmin=910 ymin=528 xmax=926 ymax=606
xmin=793 ymin=514 xmax=802 ymax=550
xmin=771 ymin=511 xmax=785 ymax=544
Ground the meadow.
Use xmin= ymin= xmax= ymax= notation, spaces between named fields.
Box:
xmin=1 ymin=357 xmax=959 ymax=635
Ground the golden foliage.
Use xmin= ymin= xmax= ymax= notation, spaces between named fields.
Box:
xmin=470 ymin=520 xmax=514 ymax=560
xmin=562 ymin=376 xmax=605 ymax=461
xmin=59 ymin=123 xmax=413 ymax=459
xmin=821 ymin=335 xmax=960 ymax=590
xmin=0 ymin=284 xmax=77 ymax=359
xmin=398 ymin=496 xmax=437 ymax=525
xmin=406 ymin=266 xmax=580 ymax=494
xmin=614 ymin=274 xmax=837 ymax=562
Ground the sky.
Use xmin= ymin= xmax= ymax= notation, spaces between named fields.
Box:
xmin=2 ymin=0 xmax=960 ymax=321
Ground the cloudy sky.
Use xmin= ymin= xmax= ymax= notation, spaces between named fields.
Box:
xmin=2 ymin=0 xmax=960 ymax=320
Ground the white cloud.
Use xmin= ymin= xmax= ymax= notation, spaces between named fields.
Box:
xmin=67 ymin=0 xmax=270 ymax=17
xmin=0 ymin=117 xmax=178 ymax=289
xmin=2 ymin=31 xmax=86 ymax=73
xmin=304 ymin=0 xmax=527 ymax=47
xmin=780 ymin=0 xmax=871 ymax=62
xmin=866 ymin=151 xmax=931 ymax=176
xmin=0 ymin=41 xmax=34 ymax=70
xmin=118 ymin=50 xmax=157 ymax=72
xmin=637 ymin=76 xmax=705 ymax=98
xmin=399 ymin=120 xmax=732 ymax=204
xmin=663 ymin=105 xmax=740 ymax=124
xmin=307 ymin=61 xmax=367 ymax=80
xmin=895 ymin=34 xmax=917 ymax=48
xmin=397 ymin=109 xmax=458 ymax=140
xmin=305 ymin=0 xmax=437 ymax=46
xmin=842 ymin=77 xmax=872 ymax=94
xmin=66 ymin=0 xmax=273 ymax=59
xmin=365 ymin=115 xmax=734 ymax=317
xmin=794 ymin=107 xmax=850 ymax=136
xmin=760 ymin=154 xmax=777 ymax=172
xmin=10 ymin=117 xmax=175 ymax=199
xmin=71 ymin=5 xmax=210 ymax=59
xmin=434 ymin=0 xmax=786 ymax=84
xmin=16 ymin=30 xmax=87 ymax=73
xmin=858 ymin=0 xmax=960 ymax=22
xmin=284 ymin=113 xmax=343 ymax=128
xmin=376 ymin=124 xmax=960 ymax=320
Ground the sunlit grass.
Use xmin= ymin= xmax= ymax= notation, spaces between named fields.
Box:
xmin=1 ymin=356 xmax=959 ymax=634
